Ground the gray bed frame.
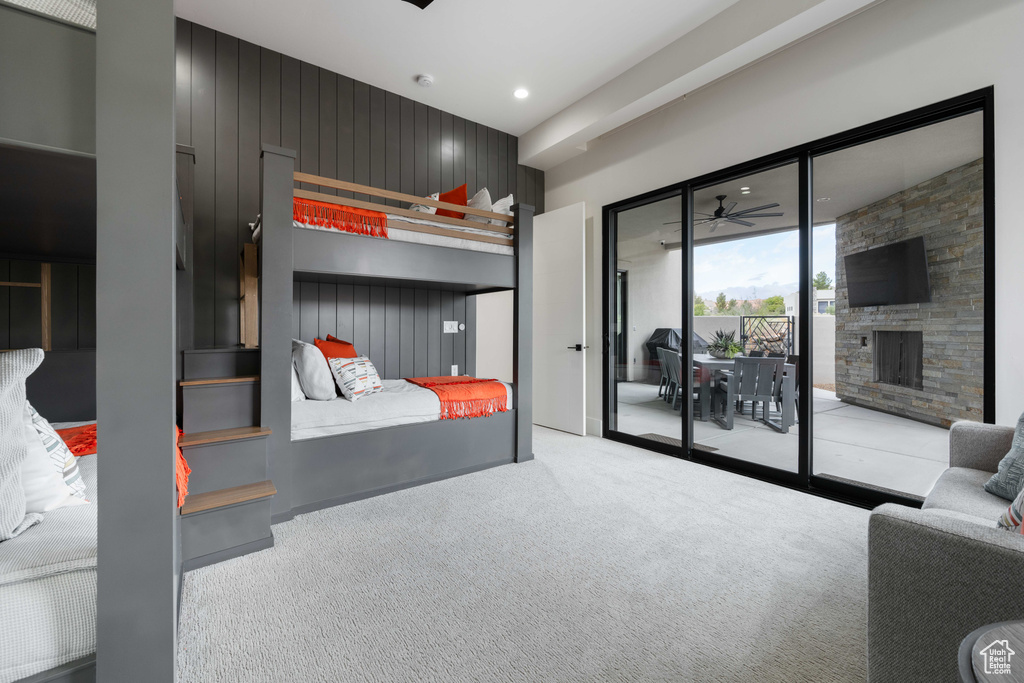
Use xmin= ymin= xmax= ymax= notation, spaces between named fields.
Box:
xmin=260 ymin=145 xmax=533 ymax=522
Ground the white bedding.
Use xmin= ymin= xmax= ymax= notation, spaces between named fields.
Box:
xmin=254 ymin=215 xmax=513 ymax=256
xmin=0 ymin=439 xmax=96 ymax=683
xmin=291 ymin=379 xmax=513 ymax=441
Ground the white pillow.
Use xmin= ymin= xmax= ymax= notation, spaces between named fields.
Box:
xmin=290 ymin=363 xmax=306 ymax=402
xmin=27 ymin=402 xmax=88 ymax=502
xmin=327 ymin=356 xmax=383 ymax=402
xmin=21 ymin=405 xmax=88 ymax=513
xmin=410 ymin=192 xmax=439 ymax=214
xmin=466 ymin=187 xmax=492 ymax=224
xmin=491 ymin=194 xmax=513 ymax=226
xmin=292 ymin=339 xmax=336 ymax=401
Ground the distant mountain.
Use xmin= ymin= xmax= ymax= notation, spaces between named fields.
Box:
xmin=696 ymin=282 xmax=799 ymax=302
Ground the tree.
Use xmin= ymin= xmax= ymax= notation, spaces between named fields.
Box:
xmin=764 ymin=295 xmax=785 ymax=314
xmin=727 ymin=298 xmax=737 ymax=311
xmin=812 ymin=271 xmax=833 ymax=290
xmin=825 ymin=304 xmax=835 ymax=315
xmin=693 ymin=296 xmax=708 ymax=316
xmin=715 ymin=292 xmax=727 ymax=312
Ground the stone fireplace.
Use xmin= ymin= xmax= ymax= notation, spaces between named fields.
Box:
xmin=834 ymin=158 xmax=984 ymax=427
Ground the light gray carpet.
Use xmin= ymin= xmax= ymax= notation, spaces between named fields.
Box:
xmin=178 ymin=427 xmax=869 ymax=682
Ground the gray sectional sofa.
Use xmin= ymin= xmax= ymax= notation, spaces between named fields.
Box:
xmin=868 ymin=421 xmax=1024 ymax=682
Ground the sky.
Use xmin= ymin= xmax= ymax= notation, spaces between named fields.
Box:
xmin=693 ymin=223 xmax=836 ymax=300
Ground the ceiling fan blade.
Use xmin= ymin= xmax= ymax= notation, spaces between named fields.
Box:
xmin=730 ymin=202 xmax=780 ymax=215
xmin=732 ymin=212 xmax=784 ymax=219
xmin=662 ymin=220 xmax=683 ymax=225
xmin=694 ymin=211 xmax=714 ymax=217
xmin=401 ymin=0 xmax=435 ymax=7
xmin=726 ymin=218 xmax=755 ymax=227
xmin=723 ymin=202 xmax=737 ymax=215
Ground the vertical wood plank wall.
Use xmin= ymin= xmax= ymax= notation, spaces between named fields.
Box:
xmin=174 ymin=19 xmax=545 ymax=349
xmin=293 ymin=282 xmax=472 ymax=380
xmin=0 ymin=259 xmax=96 ymax=350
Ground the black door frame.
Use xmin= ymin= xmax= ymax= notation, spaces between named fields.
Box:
xmin=602 ymin=86 xmax=995 ymax=508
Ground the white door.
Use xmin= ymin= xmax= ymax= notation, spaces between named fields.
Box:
xmin=533 ymin=202 xmax=586 ymax=435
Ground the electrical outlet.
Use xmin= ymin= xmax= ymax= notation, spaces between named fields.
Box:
xmin=451 ymin=364 xmax=458 ymax=375
xmin=443 ymin=320 xmax=458 ymax=333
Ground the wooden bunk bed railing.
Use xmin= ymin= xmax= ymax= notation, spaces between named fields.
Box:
xmin=292 ymin=172 xmax=515 ymax=248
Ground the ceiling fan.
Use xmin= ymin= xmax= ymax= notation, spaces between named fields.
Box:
xmin=664 ymin=194 xmax=783 ymax=232
xmin=401 ymin=0 xmax=435 ymax=8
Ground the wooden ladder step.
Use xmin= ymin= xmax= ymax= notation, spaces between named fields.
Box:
xmin=178 ymin=426 xmax=272 ymax=448
xmin=181 ymin=480 xmax=276 ymax=516
xmin=179 ymin=375 xmax=260 ymax=387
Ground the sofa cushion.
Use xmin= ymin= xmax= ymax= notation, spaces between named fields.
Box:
xmin=923 ymin=467 xmax=1009 ymax=519
xmin=984 ymin=411 xmax=1024 ymax=500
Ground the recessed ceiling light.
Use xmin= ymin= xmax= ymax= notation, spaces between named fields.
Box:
xmin=741 ymin=190 xmax=751 ymax=195
xmin=740 ymin=186 xmax=750 ymax=191
xmin=816 ymin=197 xmax=831 ymax=202
xmin=514 ymin=88 xmax=529 ymax=99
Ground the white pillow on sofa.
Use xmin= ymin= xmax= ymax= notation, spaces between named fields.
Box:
xmin=292 ymin=339 xmax=335 ymax=401
xmin=21 ymin=405 xmax=88 ymax=513
xmin=291 ymin=363 xmax=306 ymax=402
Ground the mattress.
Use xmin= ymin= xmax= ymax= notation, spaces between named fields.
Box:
xmin=0 ymin=441 xmax=97 ymax=683
xmin=291 ymin=378 xmax=513 ymax=441
xmin=254 ymin=215 xmax=514 ymax=256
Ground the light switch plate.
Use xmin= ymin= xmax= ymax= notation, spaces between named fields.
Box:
xmin=451 ymin=364 xmax=458 ymax=375
xmin=443 ymin=320 xmax=458 ymax=334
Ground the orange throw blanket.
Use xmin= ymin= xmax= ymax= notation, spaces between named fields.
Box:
xmin=406 ymin=376 xmax=508 ymax=420
xmin=56 ymin=423 xmax=97 ymax=456
xmin=176 ymin=427 xmax=191 ymax=508
xmin=293 ymin=197 xmax=388 ymax=238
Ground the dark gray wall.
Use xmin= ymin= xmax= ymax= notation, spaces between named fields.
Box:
xmin=293 ymin=281 xmax=472 ymax=379
xmin=174 ymin=18 xmax=545 ymax=349
xmin=0 ymin=4 xmax=96 ymax=154
xmin=96 ymin=0 xmax=178 ymax=679
xmin=0 ymin=259 xmax=96 ymax=351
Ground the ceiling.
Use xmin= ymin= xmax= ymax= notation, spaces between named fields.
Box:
xmin=615 ymin=112 xmax=984 ymax=249
xmin=174 ymin=0 xmax=740 ymax=137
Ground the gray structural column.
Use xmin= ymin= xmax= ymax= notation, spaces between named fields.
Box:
xmin=95 ymin=0 xmax=177 ymax=680
xmin=513 ymin=203 xmax=534 ymax=463
xmin=260 ymin=145 xmax=296 ymax=522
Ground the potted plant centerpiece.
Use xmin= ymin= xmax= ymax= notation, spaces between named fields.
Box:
xmin=708 ymin=330 xmax=742 ymax=359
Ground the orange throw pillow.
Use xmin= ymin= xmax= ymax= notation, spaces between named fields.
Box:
xmin=436 ymin=184 xmax=467 ymax=219
xmin=316 ymin=336 xmax=357 ymax=360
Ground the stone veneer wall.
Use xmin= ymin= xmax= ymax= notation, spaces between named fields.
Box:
xmin=834 ymin=158 xmax=984 ymax=427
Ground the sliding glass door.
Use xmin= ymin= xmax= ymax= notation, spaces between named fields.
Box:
xmin=603 ymin=89 xmax=993 ymax=505
xmin=690 ymin=163 xmax=801 ymax=474
xmin=605 ymin=191 xmax=686 ymax=453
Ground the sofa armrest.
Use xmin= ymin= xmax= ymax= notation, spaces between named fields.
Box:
xmin=868 ymin=504 xmax=1024 ymax=683
xmin=948 ymin=421 xmax=1013 ymax=472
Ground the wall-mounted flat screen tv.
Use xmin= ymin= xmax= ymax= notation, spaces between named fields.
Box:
xmin=844 ymin=236 xmax=931 ymax=308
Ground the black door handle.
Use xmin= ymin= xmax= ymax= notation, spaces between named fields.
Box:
xmin=567 ymin=344 xmax=589 ymax=351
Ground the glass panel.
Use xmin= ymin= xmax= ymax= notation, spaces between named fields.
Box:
xmin=811 ymin=112 xmax=984 ymax=498
xmin=691 ymin=163 xmax=800 ymax=472
xmin=609 ymin=195 xmax=683 ymax=447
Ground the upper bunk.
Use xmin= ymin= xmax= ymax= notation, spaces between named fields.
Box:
xmin=275 ymin=169 xmax=524 ymax=292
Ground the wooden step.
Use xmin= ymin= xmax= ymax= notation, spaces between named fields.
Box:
xmin=180 ymin=375 xmax=259 ymax=387
xmin=181 ymin=480 xmax=276 ymax=516
xmin=178 ymin=426 xmax=272 ymax=448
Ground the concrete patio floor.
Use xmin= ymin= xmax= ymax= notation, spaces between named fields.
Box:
xmin=613 ymin=381 xmax=948 ymax=498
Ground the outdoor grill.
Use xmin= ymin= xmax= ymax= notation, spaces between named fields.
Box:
xmin=644 ymin=328 xmax=708 ymax=382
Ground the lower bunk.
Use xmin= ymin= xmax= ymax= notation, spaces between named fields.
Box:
xmin=289 ymin=409 xmax=517 ymax=516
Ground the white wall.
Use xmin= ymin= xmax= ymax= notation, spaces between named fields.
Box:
xmin=619 ymin=247 xmax=682 ymax=382
xmin=475 ymin=290 xmax=513 ymax=383
xmin=545 ymin=0 xmax=1024 ymax=430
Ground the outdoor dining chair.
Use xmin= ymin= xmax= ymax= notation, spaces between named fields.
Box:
xmin=713 ymin=356 xmax=795 ymax=433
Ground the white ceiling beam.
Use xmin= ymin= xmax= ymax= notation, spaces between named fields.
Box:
xmin=519 ymin=0 xmax=885 ymax=171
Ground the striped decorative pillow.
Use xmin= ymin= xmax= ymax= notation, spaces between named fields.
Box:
xmin=998 ymin=487 xmax=1024 ymax=533
xmin=328 ymin=356 xmax=383 ymax=402
xmin=27 ymin=403 xmax=88 ymax=501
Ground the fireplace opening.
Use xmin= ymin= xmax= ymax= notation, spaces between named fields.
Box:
xmin=874 ymin=331 xmax=923 ymax=390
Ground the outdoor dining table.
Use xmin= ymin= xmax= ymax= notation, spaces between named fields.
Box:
xmin=690 ymin=353 xmax=796 ymax=432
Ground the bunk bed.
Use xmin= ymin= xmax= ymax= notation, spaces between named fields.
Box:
xmin=259 ymin=144 xmax=533 ymax=519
